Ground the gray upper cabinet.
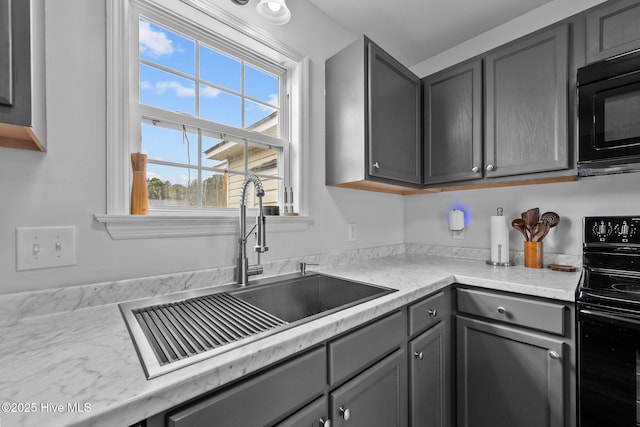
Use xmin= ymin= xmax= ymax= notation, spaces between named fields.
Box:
xmin=484 ymin=24 xmax=569 ymax=178
xmin=586 ymin=0 xmax=640 ymax=63
xmin=423 ymin=60 xmax=482 ymax=184
xmin=326 ymin=36 xmax=421 ymax=192
xmin=0 ymin=0 xmax=46 ymax=152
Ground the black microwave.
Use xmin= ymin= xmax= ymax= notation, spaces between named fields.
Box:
xmin=578 ymin=49 xmax=640 ymax=176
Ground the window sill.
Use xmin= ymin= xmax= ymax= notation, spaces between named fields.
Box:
xmin=94 ymin=213 xmax=314 ymax=240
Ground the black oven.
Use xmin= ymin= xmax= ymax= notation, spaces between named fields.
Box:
xmin=578 ymin=216 xmax=640 ymax=426
xmin=578 ymin=50 xmax=640 ymax=176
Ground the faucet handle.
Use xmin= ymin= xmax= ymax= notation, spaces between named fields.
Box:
xmin=299 ymin=262 xmax=320 ymax=275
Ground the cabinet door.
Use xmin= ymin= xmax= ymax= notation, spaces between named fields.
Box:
xmin=0 ymin=0 xmax=12 ymax=106
xmin=167 ymin=347 xmax=326 ymax=427
xmin=423 ymin=59 xmax=482 ymax=184
xmin=456 ymin=316 xmax=565 ymax=427
xmin=587 ymin=0 xmax=640 ymax=63
xmin=409 ymin=322 xmax=449 ymax=427
xmin=368 ymin=41 xmax=421 ymax=185
xmin=484 ymin=24 xmax=569 ymax=178
xmin=275 ymin=396 xmax=329 ymax=427
xmin=330 ymin=348 xmax=407 ymax=427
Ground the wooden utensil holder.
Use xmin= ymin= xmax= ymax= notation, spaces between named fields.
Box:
xmin=524 ymin=241 xmax=543 ymax=268
xmin=131 ymin=152 xmax=149 ymax=215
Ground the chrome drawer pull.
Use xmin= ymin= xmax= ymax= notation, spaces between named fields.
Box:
xmin=339 ymin=406 xmax=351 ymax=421
xmin=549 ymin=351 xmax=561 ymax=360
xmin=414 ymin=351 xmax=424 ymax=360
xmin=428 ymin=309 xmax=438 ymax=317
xmin=496 ymin=306 xmax=507 ymax=314
xmin=319 ymin=417 xmax=331 ymax=427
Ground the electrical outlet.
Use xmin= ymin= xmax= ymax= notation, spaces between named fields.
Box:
xmin=452 ymin=230 xmax=465 ymax=240
xmin=348 ymin=223 xmax=357 ymax=242
xmin=16 ymin=226 xmax=77 ymax=271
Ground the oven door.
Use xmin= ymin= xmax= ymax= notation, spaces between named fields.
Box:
xmin=578 ymin=304 xmax=640 ymax=426
xmin=578 ymin=71 xmax=640 ymax=164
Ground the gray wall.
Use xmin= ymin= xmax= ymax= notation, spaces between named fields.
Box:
xmin=404 ymin=174 xmax=640 ymax=257
xmin=0 ymin=0 xmax=626 ymax=295
xmin=0 ymin=0 xmax=404 ymax=294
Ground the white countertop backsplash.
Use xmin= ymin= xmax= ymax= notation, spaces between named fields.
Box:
xmin=0 ymin=244 xmax=581 ymax=427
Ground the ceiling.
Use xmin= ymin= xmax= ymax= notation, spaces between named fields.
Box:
xmin=308 ymin=0 xmax=554 ymax=67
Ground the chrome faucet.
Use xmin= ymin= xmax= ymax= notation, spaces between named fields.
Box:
xmin=237 ymin=174 xmax=269 ymax=286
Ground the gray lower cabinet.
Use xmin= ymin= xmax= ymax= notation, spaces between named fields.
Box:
xmin=325 ymin=36 xmax=421 ymax=192
xmin=484 ymin=24 xmax=569 ymax=178
xmin=0 ymin=0 xmax=46 ymax=151
xmin=330 ymin=349 xmax=407 ymax=427
xmin=422 ymin=59 xmax=482 ymax=184
xmin=409 ymin=322 xmax=449 ymax=427
xmin=164 ymin=347 xmax=326 ymax=427
xmin=586 ymin=0 xmax=640 ymax=63
xmin=456 ymin=316 xmax=565 ymax=427
xmin=275 ymin=397 xmax=329 ymax=427
xmin=455 ymin=287 xmax=574 ymax=427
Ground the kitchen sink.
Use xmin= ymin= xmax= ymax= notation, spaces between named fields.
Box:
xmin=230 ymin=274 xmax=393 ymax=323
xmin=119 ymin=273 xmax=395 ymax=379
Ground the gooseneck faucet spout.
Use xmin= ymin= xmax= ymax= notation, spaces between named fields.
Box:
xmin=237 ymin=174 xmax=269 ymax=286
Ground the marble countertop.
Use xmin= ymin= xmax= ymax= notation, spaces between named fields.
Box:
xmin=0 ymin=253 xmax=581 ymax=427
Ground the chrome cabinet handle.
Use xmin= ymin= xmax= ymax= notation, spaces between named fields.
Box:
xmin=549 ymin=351 xmax=561 ymax=360
xmin=471 ymin=166 xmax=479 ymax=173
xmin=319 ymin=417 xmax=331 ymax=427
xmin=414 ymin=351 xmax=424 ymax=360
xmin=373 ymin=162 xmax=380 ymax=169
xmin=428 ymin=309 xmax=438 ymax=317
xmin=496 ymin=306 xmax=507 ymax=314
xmin=339 ymin=406 xmax=351 ymax=421
xmin=486 ymin=164 xmax=495 ymax=171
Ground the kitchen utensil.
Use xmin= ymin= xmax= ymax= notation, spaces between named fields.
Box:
xmin=538 ymin=212 xmax=560 ymax=241
xmin=531 ymin=221 xmax=547 ymax=242
xmin=541 ymin=211 xmax=560 ymax=228
xmin=512 ymin=218 xmax=529 ymax=241
xmin=526 ymin=208 xmax=540 ymax=228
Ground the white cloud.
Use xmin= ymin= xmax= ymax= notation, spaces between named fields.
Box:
xmin=139 ymin=20 xmax=174 ymax=58
xmin=267 ymin=94 xmax=279 ymax=107
xmin=201 ymin=86 xmax=221 ymax=98
xmin=141 ymin=80 xmax=195 ymax=97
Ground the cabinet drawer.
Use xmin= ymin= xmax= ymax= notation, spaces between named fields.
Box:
xmin=408 ymin=291 xmax=448 ymax=336
xmin=167 ymin=347 xmax=326 ymax=427
xmin=328 ymin=311 xmax=404 ymax=386
xmin=456 ymin=288 xmax=566 ymax=335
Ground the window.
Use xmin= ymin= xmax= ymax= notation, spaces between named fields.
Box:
xmin=137 ymin=14 xmax=287 ymax=210
xmin=100 ymin=0 xmax=310 ymax=238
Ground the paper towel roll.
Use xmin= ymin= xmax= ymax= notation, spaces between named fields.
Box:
xmin=491 ymin=216 xmax=510 ymax=263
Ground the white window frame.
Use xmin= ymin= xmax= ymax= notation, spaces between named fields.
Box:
xmin=97 ymin=0 xmax=312 ymax=239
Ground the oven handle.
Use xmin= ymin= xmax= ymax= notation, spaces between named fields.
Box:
xmin=579 ymin=308 xmax=640 ymax=330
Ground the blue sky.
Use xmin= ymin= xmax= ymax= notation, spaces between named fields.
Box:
xmin=138 ymin=18 xmax=279 ymax=187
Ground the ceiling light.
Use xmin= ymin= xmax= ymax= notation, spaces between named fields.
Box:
xmin=256 ymin=0 xmax=291 ymax=25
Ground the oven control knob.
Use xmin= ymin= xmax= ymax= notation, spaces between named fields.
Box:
xmin=593 ymin=221 xmax=612 ymax=238
xmin=615 ymin=221 xmax=635 ymax=237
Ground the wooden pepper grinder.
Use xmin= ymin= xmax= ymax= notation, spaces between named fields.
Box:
xmin=130 ymin=152 xmax=149 ymax=215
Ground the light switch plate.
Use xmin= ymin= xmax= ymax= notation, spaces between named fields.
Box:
xmin=16 ymin=226 xmax=77 ymax=271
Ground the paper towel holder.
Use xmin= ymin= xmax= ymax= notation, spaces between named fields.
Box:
xmin=486 ymin=207 xmax=515 ymax=267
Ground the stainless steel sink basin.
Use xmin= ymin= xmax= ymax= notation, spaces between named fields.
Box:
xmin=230 ymin=274 xmax=393 ymax=322
xmin=120 ymin=273 xmax=395 ymax=379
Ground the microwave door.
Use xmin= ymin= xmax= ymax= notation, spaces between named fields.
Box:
xmin=580 ymin=77 xmax=640 ymax=162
